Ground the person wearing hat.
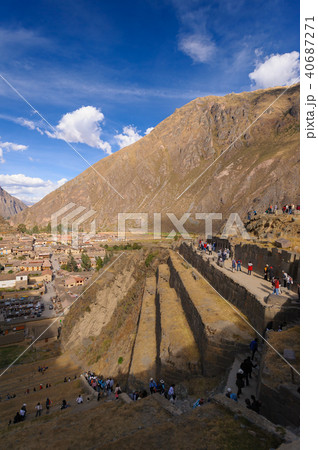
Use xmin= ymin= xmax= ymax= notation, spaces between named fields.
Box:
xmin=158 ymin=379 xmax=166 ymax=396
xmin=149 ymin=377 xmax=157 ymax=394
xmin=226 ymin=388 xmax=238 ymax=402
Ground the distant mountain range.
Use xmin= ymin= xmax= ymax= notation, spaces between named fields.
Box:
xmin=11 ymin=84 xmax=300 ymax=233
xmin=0 ymin=186 xmax=27 ymax=219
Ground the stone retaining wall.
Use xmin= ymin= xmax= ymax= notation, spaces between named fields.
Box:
xmin=178 ymin=242 xmax=266 ymax=333
xmin=167 ymin=252 xmax=252 ymax=377
xmin=178 ymin=243 xmax=300 ymax=333
xmin=212 ymin=393 xmax=298 ymax=444
xmin=234 ymin=243 xmax=299 ymax=289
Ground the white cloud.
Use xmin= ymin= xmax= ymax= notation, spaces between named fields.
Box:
xmin=249 ymin=51 xmax=300 ymax=89
xmin=0 ymin=140 xmax=28 ymax=163
xmin=114 ymin=125 xmax=143 ymax=149
xmin=16 ymin=117 xmax=44 ymax=135
xmin=0 ymin=174 xmax=68 ymax=204
xmin=46 ymin=106 xmax=112 ymax=155
xmin=179 ymin=34 xmax=215 ymax=63
xmin=145 ymin=127 xmax=154 ymax=135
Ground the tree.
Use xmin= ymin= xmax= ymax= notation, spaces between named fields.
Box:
xmin=32 ymin=225 xmax=40 ymax=234
xmin=17 ymin=224 xmax=27 ymax=233
xmin=103 ymin=251 xmax=110 ymax=266
xmin=95 ymin=256 xmax=103 ymax=271
xmin=66 ymin=251 xmax=78 ymax=272
xmin=81 ymin=251 xmax=91 ymax=271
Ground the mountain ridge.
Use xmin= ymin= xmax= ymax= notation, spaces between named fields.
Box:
xmin=11 ymin=84 xmax=300 ymax=232
xmin=0 ymin=186 xmax=27 ymax=219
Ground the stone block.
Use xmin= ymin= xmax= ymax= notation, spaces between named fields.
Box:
xmin=275 ymin=238 xmax=291 ymax=249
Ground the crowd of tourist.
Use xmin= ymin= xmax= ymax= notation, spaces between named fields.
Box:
xmin=196 ymin=237 xmax=298 ymax=298
xmin=225 ymin=338 xmax=262 ymax=414
xmin=264 ymin=204 xmax=299 ymax=215
xmin=264 ymin=265 xmax=294 ymax=296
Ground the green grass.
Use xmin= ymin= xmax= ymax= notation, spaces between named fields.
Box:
xmin=0 ymin=345 xmax=34 ymax=368
xmin=0 ymin=344 xmax=61 ymax=368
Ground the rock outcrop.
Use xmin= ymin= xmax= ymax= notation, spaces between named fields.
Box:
xmin=0 ymin=186 xmax=27 ymax=218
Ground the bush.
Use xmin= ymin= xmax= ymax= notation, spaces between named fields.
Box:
xmin=145 ymin=253 xmax=155 ymax=267
xmin=118 ymin=356 xmax=123 ymax=364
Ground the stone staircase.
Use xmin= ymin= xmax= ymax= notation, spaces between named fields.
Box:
xmin=128 ymin=250 xmax=253 ymax=388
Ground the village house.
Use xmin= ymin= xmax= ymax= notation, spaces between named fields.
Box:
xmin=35 ymin=248 xmax=52 ymax=259
xmin=65 ymin=276 xmax=85 ymax=288
xmin=0 ymin=245 xmax=12 ymax=255
xmin=29 ymin=269 xmax=53 ymax=283
xmin=42 ymin=259 xmax=52 ymax=270
xmin=20 ymin=260 xmax=43 ymax=272
xmin=12 ymin=246 xmax=34 ymax=258
xmin=0 ymin=272 xmax=29 ymax=290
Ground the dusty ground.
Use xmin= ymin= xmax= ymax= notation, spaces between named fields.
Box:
xmin=0 ymin=379 xmax=282 ymax=450
xmin=262 ymin=326 xmax=300 ymax=388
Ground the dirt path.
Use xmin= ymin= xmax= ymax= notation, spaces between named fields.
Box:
xmin=197 ymin=249 xmax=298 ymax=303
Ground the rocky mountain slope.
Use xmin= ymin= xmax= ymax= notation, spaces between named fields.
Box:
xmin=11 ymin=84 xmax=300 ymax=232
xmin=0 ymin=186 xmax=27 ymax=218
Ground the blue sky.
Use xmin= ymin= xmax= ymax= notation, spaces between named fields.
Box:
xmin=0 ymin=0 xmax=299 ymax=204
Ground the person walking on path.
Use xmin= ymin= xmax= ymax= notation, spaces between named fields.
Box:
xmin=236 ymin=370 xmax=245 ymax=398
xmin=244 ymin=356 xmax=257 ymax=379
xmin=35 ymin=402 xmax=42 ymax=417
xmin=236 ymin=259 xmax=242 ymax=271
xmin=247 ymin=261 xmax=253 ymax=275
xmin=264 ymin=264 xmax=269 ymax=280
xmin=45 ymin=398 xmax=51 ymax=414
xmin=149 ymin=378 xmax=157 ymax=394
xmin=240 ymin=360 xmax=250 ymax=386
xmin=282 ymin=271 xmax=288 ymax=288
xmin=287 ymin=275 xmax=293 ymax=291
xmin=273 ymin=278 xmax=280 ymax=295
xmin=168 ymin=384 xmax=176 ymax=402
xmin=250 ymin=338 xmax=259 ymax=361
xmin=231 ymin=258 xmax=236 ymax=272
xmin=268 ymin=266 xmax=274 ymax=282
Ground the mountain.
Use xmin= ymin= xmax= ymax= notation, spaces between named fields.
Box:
xmin=0 ymin=186 xmax=27 ymax=219
xmin=11 ymin=84 xmax=300 ymax=232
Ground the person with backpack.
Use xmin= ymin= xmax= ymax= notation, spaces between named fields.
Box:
xmin=250 ymin=338 xmax=258 ymax=360
xmin=287 ymin=275 xmax=293 ymax=290
xmin=247 ymin=261 xmax=253 ymax=275
xmin=231 ymin=258 xmax=236 ymax=272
